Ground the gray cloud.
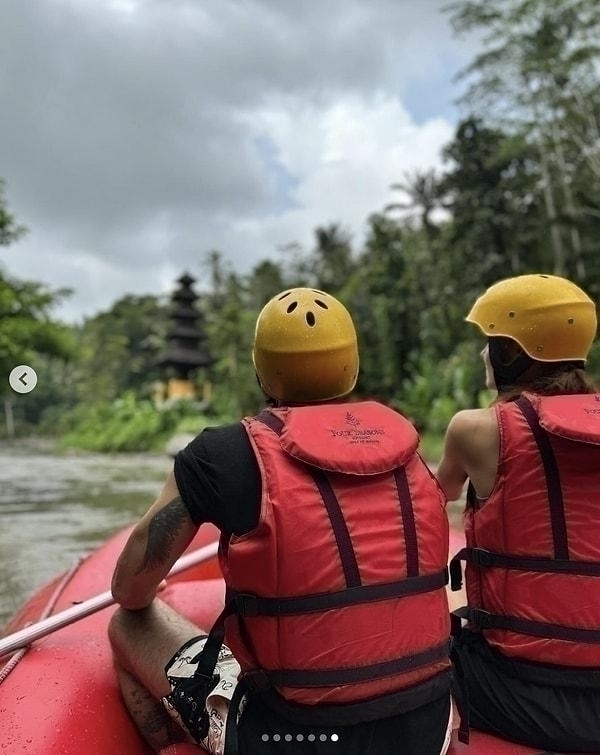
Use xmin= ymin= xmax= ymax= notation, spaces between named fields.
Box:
xmin=0 ymin=0 xmax=474 ymax=321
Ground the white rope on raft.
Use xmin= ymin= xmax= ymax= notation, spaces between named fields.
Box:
xmin=0 ymin=541 xmax=219 ymax=661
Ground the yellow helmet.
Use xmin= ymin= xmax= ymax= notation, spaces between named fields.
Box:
xmin=252 ymin=288 xmax=359 ymax=402
xmin=467 ymin=274 xmax=597 ymax=361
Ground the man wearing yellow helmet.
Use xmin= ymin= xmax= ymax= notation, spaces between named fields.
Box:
xmin=109 ymin=288 xmax=453 ymax=755
xmin=436 ymin=274 xmax=600 ymax=752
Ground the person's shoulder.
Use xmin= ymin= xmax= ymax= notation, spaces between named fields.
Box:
xmin=444 ymin=408 xmax=500 ymax=459
xmin=197 ymin=421 xmax=248 ymax=450
xmin=182 ymin=421 xmax=246 ymax=456
xmin=446 ymin=407 xmax=496 ymax=436
xmin=201 ymin=420 xmax=245 ymax=438
xmin=439 ymin=407 xmax=500 ymax=500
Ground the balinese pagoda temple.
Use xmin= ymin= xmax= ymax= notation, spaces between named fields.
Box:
xmin=158 ymin=272 xmax=213 ymax=401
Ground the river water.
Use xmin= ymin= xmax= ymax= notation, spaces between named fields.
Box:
xmin=0 ymin=440 xmax=172 ymax=630
xmin=0 ymin=441 xmax=465 ymax=630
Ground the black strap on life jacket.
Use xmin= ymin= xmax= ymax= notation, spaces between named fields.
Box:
xmin=450 ymin=547 xmax=600 ymax=591
xmin=239 ymin=640 xmax=450 ymax=691
xmin=255 ymin=408 xmax=285 ymax=434
xmin=232 ymin=568 xmax=448 ymax=616
xmin=395 ymin=465 xmax=420 ymax=576
xmin=312 ymin=467 xmax=362 ymax=586
xmin=449 ymin=636 xmax=471 ymax=744
xmin=452 ymin=606 xmax=600 ymax=644
xmin=515 ymin=395 xmax=569 ymax=559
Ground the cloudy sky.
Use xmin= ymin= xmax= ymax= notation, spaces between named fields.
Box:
xmin=0 ymin=0 xmax=476 ymax=323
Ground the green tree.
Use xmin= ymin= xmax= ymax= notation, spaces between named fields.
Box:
xmin=280 ymin=224 xmax=356 ymax=293
xmin=346 ymin=213 xmax=430 ymax=401
xmin=0 ymin=274 xmax=74 ymax=387
xmin=0 ymin=179 xmax=26 ymax=246
xmin=0 ymin=181 xmax=75 ymax=435
xmin=386 ymin=169 xmax=442 ymax=242
xmin=246 ymin=259 xmax=288 ymax=311
xmin=310 ymin=223 xmax=356 ymax=292
xmin=439 ymin=117 xmax=543 ymax=287
xmin=445 ymin=0 xmax=600 ymax=278
xmin=202 ymin=252 xmax=263 ymax=417
xmin=73 ymin=294 xmax=168 ymax=405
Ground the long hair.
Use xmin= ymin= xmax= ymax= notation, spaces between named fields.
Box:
xmin=496 ymin=366 xmax=598 ymax=403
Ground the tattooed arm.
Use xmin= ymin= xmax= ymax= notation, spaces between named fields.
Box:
xmin=111 ymin=470 xmax=199 ymax=609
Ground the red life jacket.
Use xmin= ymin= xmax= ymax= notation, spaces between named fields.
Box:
xmin=218 ymin=400 xmax=450 ymax=719
xmin=451 ymin=393 xmax=600 ymax=667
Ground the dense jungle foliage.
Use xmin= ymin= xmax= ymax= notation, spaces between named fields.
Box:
xmin=2 ymin=0 xmax=600 ymax=451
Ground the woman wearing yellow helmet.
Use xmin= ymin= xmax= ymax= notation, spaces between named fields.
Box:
xmin=437 ymin=274 xmax=600 ymax=752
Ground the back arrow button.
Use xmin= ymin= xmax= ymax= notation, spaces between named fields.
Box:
xmin=8 ymin=365 xmax=38 ymax=394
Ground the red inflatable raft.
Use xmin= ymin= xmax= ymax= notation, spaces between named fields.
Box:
xmin=0 ymin=525 xmax=582 ymax=755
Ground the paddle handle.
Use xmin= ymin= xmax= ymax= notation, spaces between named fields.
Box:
xmin=0 ymin=541 xmax=220 ymax=660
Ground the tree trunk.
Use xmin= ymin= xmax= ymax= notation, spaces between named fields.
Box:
xmin=551 ymin=124 xmax=586 ymax=278
xmin=539 ymin=150 xmax=566 ymax=275
xmin=4 ymin=397 xmax=14 ymax=437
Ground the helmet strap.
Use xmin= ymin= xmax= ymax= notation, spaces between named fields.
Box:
xmin=488 ymin=337 xmax=535 ymax=391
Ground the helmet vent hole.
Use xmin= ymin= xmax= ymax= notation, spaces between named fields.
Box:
xmin=489 ymin=323 xmax=495 ymax=329
xmin=568 ymin=317 xmax=574 ymax=324
xmin=508 ymin=311 xmax=515 ymax=318
xmin=287 ymin=302 xmax=298 ymax=313
xmin=314 ymin=299 xmax=328 ymax=309
xmin=306 ymin=311 xmax=316 ymax=327
xmin=278 ymin=291 xmax=292 ymax=300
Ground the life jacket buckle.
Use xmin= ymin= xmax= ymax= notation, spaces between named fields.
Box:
xmin=449 ymin=557 xmax=463 ymax=591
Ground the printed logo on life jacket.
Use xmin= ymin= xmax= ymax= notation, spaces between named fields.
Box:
xmin=327 ymin=412 xmax=385 ymax=444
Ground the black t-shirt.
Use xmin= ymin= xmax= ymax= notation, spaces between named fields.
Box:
xmin=174 ymin=422 xmax=261 ymax=536
xmin=173 ymin=421 xmax=450 ymax=754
